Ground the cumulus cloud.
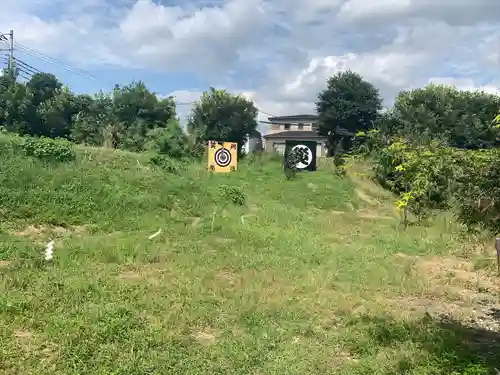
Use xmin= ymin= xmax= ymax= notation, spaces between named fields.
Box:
xmin=2 ymin=0 xmax=500 ymax=131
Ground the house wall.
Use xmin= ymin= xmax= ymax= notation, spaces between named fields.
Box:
xmin=266 ymin=120 xmax=318 ymax=135
xmin=265 ymin=138 xmax=327 ymax=158
xmin=243 ymin=136 xmax=262 ymax=154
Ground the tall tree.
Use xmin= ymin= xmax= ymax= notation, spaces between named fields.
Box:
xmin=112 ymin=81 xmax=176 ymax=151
xmin=37 ymin=86 xmax=79 ymax=139
xmin=71 ymin=91 xmax=116 ymax=146
xmin=387 ymin=84 xmax=500 ymax=148
xmin=316 ymin=70 xmax=382 ymax=156
xmin=187 ymin=87 xmax=258 ymax=155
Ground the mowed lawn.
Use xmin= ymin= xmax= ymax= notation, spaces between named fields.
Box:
xmin=1 ymin=138 xmax=499 ymax=375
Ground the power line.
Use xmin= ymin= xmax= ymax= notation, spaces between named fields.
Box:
xmin=6 ymin=35 xmax=279 ymax=118
xmin=15 ymin=43 xmax=114 ymax=85
xmin=14 ymin=58 xmax=42 ymax=75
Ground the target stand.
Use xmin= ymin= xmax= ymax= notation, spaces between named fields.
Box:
xmin=208 ymin=140 xmax=238 ymax=173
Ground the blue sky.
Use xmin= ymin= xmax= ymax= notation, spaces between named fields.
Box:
xmin=1 ymin=0 xmax=499 ymax=127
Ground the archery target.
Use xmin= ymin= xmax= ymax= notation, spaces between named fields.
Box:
xmin=291 ymin=144 xmax=313 ymax=169
xmin=214 ymin=147 xmax=232 ymax=167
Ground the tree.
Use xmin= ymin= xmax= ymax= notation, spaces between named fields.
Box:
xmin=187 ymin=87 xmax=258 ymax=155
xmin=145 ymin=119 xmax=189 ymax=158
xmin=112 ymin=81 xmax=176 ymax=151
xmin=386 ymin=84 xmax=500 ymax=149
xmin=36 ymin=86 xmax=78 ymax=139
xmin=316 ymin=70 xmax=382 ymax=156
xmin=0 ymin=71 xmax=31 ymax=134
xmin=71 ymin=91 xmax=116 ymax=146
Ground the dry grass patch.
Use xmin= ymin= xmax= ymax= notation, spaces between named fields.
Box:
xmin=116 ymin=265 xmax=165 ymax=286
xmin=355 ymin=188 xmax=378 ymax=206
xmin=191 ymin=327 xmax=218 ymax=346
xmin=12 ymin=224 xmax=88 ymax=240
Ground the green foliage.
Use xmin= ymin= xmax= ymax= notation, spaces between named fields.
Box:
xmin=284 ymin=147 xmax=309 ymax=180
xmin=217 ymin=184 xmax=246 ymax=206
xmin=386 ymin=84 xmax=500 ymax=149
xmin=149 ymin=154 xmax=187 ymax=174
xmin=70 ymin=91 xmax=116 ymax=146
xmin=21 ymin=136 xmax=75 ymax=162
xmin=316 ymin=70 xmax=382 ymax=156
xmin=145 ymin=119 xmax=189 ymax=158
xmin=187 ymin=87 xmax=258 ymax=155
xmin=453 ymin=149 xmax=500 ymax=232
xmin=374 ymin=140 xmax=456 ymax=220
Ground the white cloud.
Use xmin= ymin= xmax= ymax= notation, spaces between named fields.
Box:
xmin=2 ymin=0 xmax=500 ymax=133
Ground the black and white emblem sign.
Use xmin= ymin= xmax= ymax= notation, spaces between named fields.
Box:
xmin=284 ymin=140 xmax=317 ymax=171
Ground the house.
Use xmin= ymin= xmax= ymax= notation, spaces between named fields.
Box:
xmin=262 ymin=114 xmax=327 ymax=157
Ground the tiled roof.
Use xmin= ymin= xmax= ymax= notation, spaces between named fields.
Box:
xmin=267 ymin=114 xmax=319 ymax=122
xmin=263 ymin=130 xmax=324 ymax=138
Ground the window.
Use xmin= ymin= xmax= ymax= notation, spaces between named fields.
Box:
xmin=284 ymin=124 xmax=291 ymax=130
xmin=298 ymin=123 xmax=304 ymax=130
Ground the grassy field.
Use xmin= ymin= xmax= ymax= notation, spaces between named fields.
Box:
xmin=1 ymin=135 xmax=499 ymax=374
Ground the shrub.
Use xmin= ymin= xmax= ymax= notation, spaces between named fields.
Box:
xmin=217 ymin=184 xmax=246 ymax=206
xmin=145 ymin=120 xmax=189 ymax=159
xmin=373 ymin=139 xmax=456 ymax=220
xmin=284 ymin=147 xmax=309 ymax=180
xmin=149 ymin=154 xmax=186 ymax=174
xmin=21 ymin=136 xmax=76 ymax=162
xmin=453 ymin=149 xmax=500 ymax=233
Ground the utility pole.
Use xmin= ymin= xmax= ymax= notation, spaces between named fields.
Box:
xmin=8 ymin=30 xmax=13 ymax=71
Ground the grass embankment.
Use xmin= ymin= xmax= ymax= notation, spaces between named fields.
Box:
xmin=0 ymin=136 xmax=499 ymax=374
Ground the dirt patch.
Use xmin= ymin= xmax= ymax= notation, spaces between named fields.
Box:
xmin=355 ymin=188 xmax=378 ymax=205
xmin=191 ymin=217 xmax=202 ymax=227
xmin=388 ymin=253 xmax=500 ymax=324
xmin=211 ymin=237 xmax=236 ymax=245
xmin=248 ymin=204 xmax=259 ymax=212
xmin=0 ymin=260 xmax=12 ymax=267
xmin=357 ymin=211 xmax=394 ymax=220
xmin=14 ymin=330 xmax=34 ymax=347
xmin=418 ymin=256 xmax=500 ymax=293
xmin=12 ymin=224 xmax=87 ymax=239
xmin=191 ymin=328 xmax=218 ymax=345
xmin=215 ymin=269 xmax=239 ymax=286
xmin=117 ymin=266 xmax=163 ymax=285
xmin=331 ymin=210 xmax=345 ymax=215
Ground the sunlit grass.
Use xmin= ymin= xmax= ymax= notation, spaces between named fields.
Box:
xmin=1 ymin=135 xmax=498 ymax=374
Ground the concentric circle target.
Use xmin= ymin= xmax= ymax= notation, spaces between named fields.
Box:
xmin=214 ymin=147 xmax=232 ymax=167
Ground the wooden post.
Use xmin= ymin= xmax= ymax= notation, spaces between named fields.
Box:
xmin=496 ymin=238 xmax=500 ymax=275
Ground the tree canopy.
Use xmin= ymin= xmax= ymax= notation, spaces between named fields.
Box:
xmin=187 ymin=88 xmax=258 ymax=154
xmin=316 ymin=70 xmax=382 ymax=156
xmin=385 ymin=84 xmax=500 ymax=148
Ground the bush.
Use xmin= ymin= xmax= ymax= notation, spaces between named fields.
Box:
xmin=284 ymin=147 xmax=309 ymax=180
xmin=453 ymin=149 xmax=500 ymax=233
xmin=21 ymin=136 xmax=76 ymax=162
xmin=145 ymin=120 xmax=189 ymax=159
xmin=373 ymin=139 xmax=456 ymax=220
xmin=149 ymin=154 xmax=187 ymax=174
xmin=217 ymin=184 xmax=246 ymax=206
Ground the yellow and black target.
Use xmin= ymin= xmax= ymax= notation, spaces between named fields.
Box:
xmin=207 ymin=140 xmax=237 ymax=172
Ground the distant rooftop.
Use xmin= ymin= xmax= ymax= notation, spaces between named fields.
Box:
xmin=267 ymin=114 xmax=319 ymax=122
xmin=263 ymin=130 xmax=324 ymax=139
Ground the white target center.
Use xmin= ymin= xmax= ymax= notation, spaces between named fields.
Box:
xmin=291 ymin=144 xmax=313 ymax=169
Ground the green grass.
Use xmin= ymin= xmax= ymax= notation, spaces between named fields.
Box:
xmin=1 ymin=135 xmax=499 ymax=374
